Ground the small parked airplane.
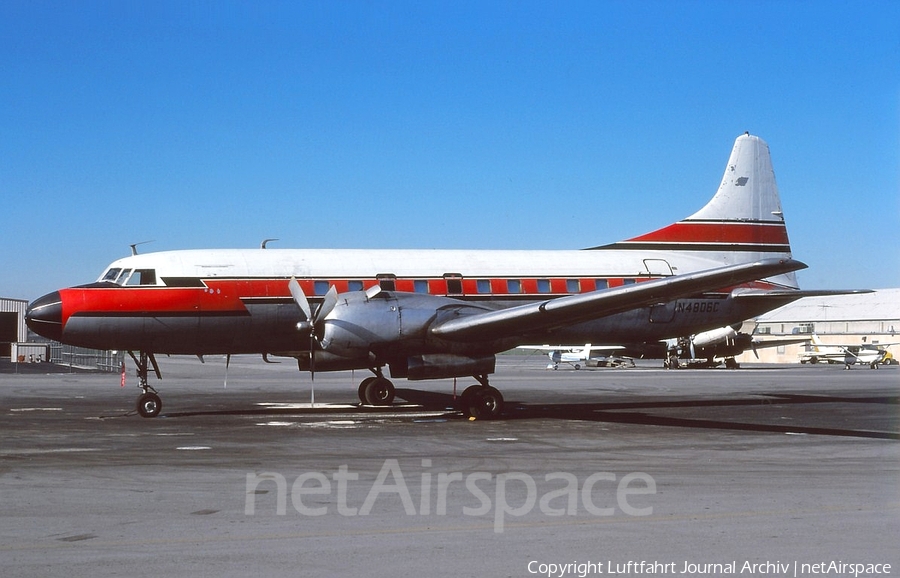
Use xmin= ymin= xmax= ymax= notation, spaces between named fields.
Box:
xmin=527 ymin=325 xmax=810 ymax=370
xmin=800 ymin=335 xmax=897 ymax=369
xmin=517 ymin=344 xmax=634 ymax=370
xmin=25 ymin=133 xmax=856 ymax=418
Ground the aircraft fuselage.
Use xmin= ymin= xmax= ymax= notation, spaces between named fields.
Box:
xmin=29 ymin=247 xmax=793 ymax=359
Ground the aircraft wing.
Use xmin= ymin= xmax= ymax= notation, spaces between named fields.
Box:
xmin=432 ymin=258 xmax=807 ymax=342
xmin=516 ymin=345 xmax=625 ymax=352
xmin=810 ymin=341 xmax=900 ymax=350
xmin=751 ymin=336 xmax=812 ymax=349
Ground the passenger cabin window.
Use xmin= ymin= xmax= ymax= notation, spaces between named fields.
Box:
xmin=413 ymin=280 xmax=429 ymax=294
xmin=537 ymin=279 xmax=551 ymax=293
xmin=566 ymin=279 xmax=581 ymax=293
xmin=507 ymin=280 xmax=522 ymax=294
xmin=595 ymin=279 xmax=609 ymax=290
xmin=314 ymin=281 xmax=330 ymax=295
xmin=476 ymin=279 xmax=491 ymax=294
xmin=623 ymin=279 xmax=636 ymax=285
xmin=348 ymin=280 xmax=364 ymax=292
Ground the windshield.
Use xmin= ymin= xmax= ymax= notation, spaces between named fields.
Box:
xmin=101 ymin=268 xmax=122 ymax=283
xmin=98 ymin=267 xmax=157 ymax=286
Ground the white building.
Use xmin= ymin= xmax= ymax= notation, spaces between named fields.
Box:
xmin=737 ymin=289 xmax=900 ymax=364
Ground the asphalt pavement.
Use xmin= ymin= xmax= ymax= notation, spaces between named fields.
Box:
xmin=1 ymin=355 xmax=897 ymax=577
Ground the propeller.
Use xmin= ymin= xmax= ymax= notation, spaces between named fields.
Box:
xmin=288 ymin=277 xmax=338 ymax=379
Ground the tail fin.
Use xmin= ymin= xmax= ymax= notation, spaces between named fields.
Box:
xmin=594 ymin=133 xmax=797 ymax=288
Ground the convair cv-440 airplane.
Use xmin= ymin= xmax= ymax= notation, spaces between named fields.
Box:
xmin=25 ymin=134 xmax=844 ymax=419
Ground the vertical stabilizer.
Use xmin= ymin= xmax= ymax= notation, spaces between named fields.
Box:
xmin=687 ymin=133 xmax=785 ymax=225
xmin=594 ymin=133 xmax=797 ymax=288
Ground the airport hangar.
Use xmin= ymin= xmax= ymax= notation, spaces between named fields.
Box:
xmin=0 ymin=298 xmax=31 ymax=361
xmin=3 ymin=290 xmax=899 ymax=368
xmin=735 ymin=288 xmax=900 ymax=364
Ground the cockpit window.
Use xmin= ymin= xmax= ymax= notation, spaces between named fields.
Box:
xmin=126 ymin=269 xmax=157 ymax=286
xmin=115 ymin=269 xmax=133 ymax=285
xmin=99 ymin=268 xmax=158 ymax=286
xmin=102 ymin=268 xmax=122 ymax=282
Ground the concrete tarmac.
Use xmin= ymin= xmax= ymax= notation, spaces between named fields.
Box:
xmin=1 ymin=355 xmax=898 ymax=577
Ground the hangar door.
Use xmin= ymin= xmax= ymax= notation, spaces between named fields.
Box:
xmin=0 ymin=312 xmax=17 ymax=357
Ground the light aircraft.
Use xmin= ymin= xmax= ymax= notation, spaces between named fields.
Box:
xmin=800 ymin=335 xmax=897 ymax=369
xmin=526 ymin=325 xmax=811 ymax=370
xmin=26 ymin=133 xmax=854 ymax=419
xmin=517 ymin=344 xmax=634 ymax=370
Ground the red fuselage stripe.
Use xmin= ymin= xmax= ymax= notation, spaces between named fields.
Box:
xmin=627 ymin=221 xmax=789 ymax=245
xmin=58 ymin=275 xmax=784 ymax=330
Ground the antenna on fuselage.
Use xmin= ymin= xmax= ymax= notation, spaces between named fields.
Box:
xmin=261 ymin=238 xmax=279 ymax=249
xmin=129 ymin=240 xmax=155 ymax=256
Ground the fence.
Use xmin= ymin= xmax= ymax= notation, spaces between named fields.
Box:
xmin=48 ymin=342 xmax=125 ymax=372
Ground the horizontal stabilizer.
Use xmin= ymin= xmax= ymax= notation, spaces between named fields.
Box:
xmin=732 ymin=289 xmax=874 ymax=300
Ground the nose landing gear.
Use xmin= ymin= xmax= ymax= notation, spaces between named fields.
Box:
xmin=128 ymin=351 xmax=163 ymax=418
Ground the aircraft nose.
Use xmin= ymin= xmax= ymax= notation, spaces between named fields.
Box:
xmin=25 ymin=291 xmax=63 ymax=341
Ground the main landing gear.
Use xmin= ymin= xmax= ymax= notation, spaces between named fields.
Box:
xmin=357 ymin=371 xmax=396 ymax=406
xmin=354 ymin=371 xmax=504 ymax=419
xmin=458 ymin=376 xmax=504 ymax=420
xmin=128 ymin=351 xmax=163 ymax=418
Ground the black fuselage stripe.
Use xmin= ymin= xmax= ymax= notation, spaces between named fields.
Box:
xmin=588 ymin=243 xmax=792 ymax=252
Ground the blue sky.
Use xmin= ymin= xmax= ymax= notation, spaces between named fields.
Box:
xmin=2 ymin=1 xmax=898 ymax=300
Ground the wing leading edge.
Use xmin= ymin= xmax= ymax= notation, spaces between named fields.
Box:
xmin=430 ymin=258 xmax=808 ymax=342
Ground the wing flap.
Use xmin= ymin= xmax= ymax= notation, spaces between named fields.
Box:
xmin=431 ymin=258 xmax=807 ymax=342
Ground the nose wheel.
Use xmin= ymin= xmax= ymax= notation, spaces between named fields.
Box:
xmin=137 ymin=391 xmax=162 ymax=418
xmin=128 ymin=351 xmax=163 ymax=418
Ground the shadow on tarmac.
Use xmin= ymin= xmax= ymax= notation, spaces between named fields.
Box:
xmin=151 ymin=386 xmax=900 ymax=441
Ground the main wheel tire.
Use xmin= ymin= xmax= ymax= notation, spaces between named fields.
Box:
xmin=364 ymin=377 xmax=395 ymax=406
xmin=465 ymin=386 xmax=503 ymax=420
xmin=358 ymin=377 xmax=376 ymax=403
xmin=137 ymin=392 xmax=162 ymax=418
xmin=458 ymin=385 xmax=481 ymax=415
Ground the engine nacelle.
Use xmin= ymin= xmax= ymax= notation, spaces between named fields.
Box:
xmin=318 ymin=289 xmax=490 ymax=361
xmin=296 ymin=350 xmax=375 ymax=372
xmin=691 ymin=326 xmax=739 ymax=348
xmin=391 ymin=353 xmax=496 ymax=381
xmin=319 ymin=290 xmax=402 ymax=358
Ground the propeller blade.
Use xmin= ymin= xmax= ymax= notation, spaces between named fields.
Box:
xmin=317 ymin=285 xmax=339 ymax=323
xmin=309 ymin=336 xmax=316 ymax=380
xmin=288 ymin=276 xmax=317 ymax=379
xmin=289 ymin=280 xmax=339 ymax=383
xmin=288 ymin=277 xmax=312 ymax=321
